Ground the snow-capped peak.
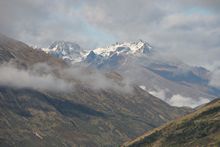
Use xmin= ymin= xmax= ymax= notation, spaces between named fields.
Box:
xmin=49 ymin=41 xmax=81 ymax=53
xmin=40 ymin=40 xmax=153 ymax=65
xmin=41 ymin=41 xmax=88 ymax=63
xmin=93 ymin=40 xmax=152 ymax=57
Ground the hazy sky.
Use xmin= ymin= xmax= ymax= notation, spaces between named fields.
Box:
xmin=0 ymin=0 xmax=220 ymax=69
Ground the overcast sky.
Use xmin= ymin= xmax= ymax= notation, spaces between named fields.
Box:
xmin=0 ymin=0 xmax=220 ymax=69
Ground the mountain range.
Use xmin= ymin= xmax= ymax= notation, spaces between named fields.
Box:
xmin=40 ymin=40 xmax=218 ymax=108
xmin=1 ymin=34 xmax=220 ymax=146
xmin=0 ymin=34 xmax=192 ymax=146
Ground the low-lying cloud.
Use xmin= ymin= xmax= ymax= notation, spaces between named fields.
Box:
xmin=169 ymin=95 xmax=210 ymax=108
xmin=0 ymin=60 xmax=213 ymax=107
xmin=61 ymin=66 xmax=132 ymax=92
xmin=148 ymin=89 xmax=168 ymax=101
xmin=209 ymin=69 xmax=220 ymax=88
xmin=148 ymin=89 xmax=210 ymax=108
xmin=0 ymin=63 xmax=132 ymax=93
xmin=0 ymin=63 xmax=73 ymax=92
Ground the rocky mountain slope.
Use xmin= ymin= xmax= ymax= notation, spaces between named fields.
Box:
xmin=122 ymin=98 xmax=220 ymax=147
xmin=0 ymin=34 xmax=65 ymax=67
xmin=0 ymin=35 xmax=191 ymax=146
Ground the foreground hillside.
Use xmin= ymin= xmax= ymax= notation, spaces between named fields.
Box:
xmin=0 ymin=35 xmax=191 ymax=146
xmin=122 ymin=99 xmax=220 ymax=147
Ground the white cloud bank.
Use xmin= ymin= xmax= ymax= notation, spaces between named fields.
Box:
xmin=0 ymin=64 xmax=73 ymax=92
xmin=169 ymin=95 xmax=210 ymax=108
xmin=209 ymin=69 xmax=220 ymax=88
xmin=0 ymin=63 xmax=132 ymax=93
xmin=148 ymin=89 xmax=210 ymax=108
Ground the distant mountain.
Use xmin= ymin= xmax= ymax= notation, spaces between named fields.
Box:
xmin=122 ymin=98 xmax=220 ymax=147
xmin=84 ymin=40 xmax=153 ymax=68
xmin=93 ymin=40 xmax=152 ymax=56
xmin=84 ymin=41 xmax=216 ymax=107
xmin=41 ymin=41 xmax=87 ymax=63
xmin=0 ymin=35 xmax=191 ymax=146
xmin=40 ymin=40 xmax=153 ymax=65
xmin=40 ymin=40 xmax=217 ymax=108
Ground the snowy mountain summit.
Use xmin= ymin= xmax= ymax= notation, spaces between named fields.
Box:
xmin=41 ymin=40 xmax=153 ymax=65
xmin=92 ymin=40 xmax=153 ymax=57
xmin=41 ymin=41 xmax=87 ymax=63
xmin=84 ymin=40 xmax=153 ymax=67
